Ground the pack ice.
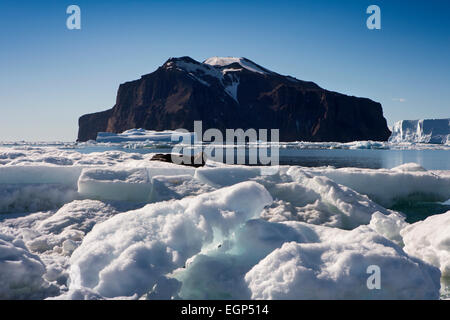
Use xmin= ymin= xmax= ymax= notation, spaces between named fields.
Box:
xmin=0 ymin=145 xmax=449 ymax=299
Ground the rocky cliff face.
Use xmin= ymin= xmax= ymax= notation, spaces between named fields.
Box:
xmin=78 ymin=56 xmax=391 ymax=142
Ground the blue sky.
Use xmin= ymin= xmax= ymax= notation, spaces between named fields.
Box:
xmin=0 ymin=0 xmax=449 ymax=141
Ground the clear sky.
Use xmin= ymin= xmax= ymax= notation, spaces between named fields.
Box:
xmin=0 ymin=0 xmax=449 ymax=141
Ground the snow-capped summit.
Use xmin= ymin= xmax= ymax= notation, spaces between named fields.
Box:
xmin=203 ymin=57 xmax=273 ymax=75
xmin=163 ymin=56 xmax=273 ymax=76
xmin=162 ymin=56 xmax=275 ymax=102
xmin=389 ymin=118 xmax=450 ymax=144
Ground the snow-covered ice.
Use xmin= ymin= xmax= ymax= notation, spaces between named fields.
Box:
xmin=78 ymin=168 xmax=152 ymax=202
xmin=368 ymin=212 xmax=408 ymax=245
xmin=303 ymin=164 xmax=450 ymax=207
xmin=66 ymin=182 xmax=272 ymax=298
xmin=0 ymin=233 xmax=58 ymax=299
xmin=245 ymin=226 xmax=440 ymax=299
xmin=0 ymin=144 xmax=449 ymax=299
xmin=401 ymin=210 xmax=450 ymax=276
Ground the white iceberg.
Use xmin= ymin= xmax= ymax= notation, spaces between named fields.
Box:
xmin=389 ymin=119 xmax=450 ymax=144
xmin=96 ymin=128 xmax=195 ymax=143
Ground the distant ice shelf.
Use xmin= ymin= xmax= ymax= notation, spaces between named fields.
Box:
xmin=389 ymin=119 xmax=450 ymax=144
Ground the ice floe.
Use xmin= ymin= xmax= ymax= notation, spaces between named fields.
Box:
xmin=64 ymin=182 xmax=272 ymax=298
xmin=401 ymin=210 xmax=450 ymax=277
xmin=302 ymin=165 xmax=450 ymax=207
xmin=78 ymin=168 xmax=152 ymax=202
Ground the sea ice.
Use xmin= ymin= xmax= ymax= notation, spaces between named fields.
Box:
xmin=78 ymin=167 xmax=152 ymax=202
xmin=0 ymin=165 xmax=82 ymax=186
xmin=1 ymin=143 xmax=449 ymax=300
xmin=175 ymin=219 xmax=320 ymax=299
xmin=65 ymin=182 xmax=272 ymax=298
xmin=368 ymin=211 xmax=408 ymax=245
xmin=150 ymin=174 xmax=215 ymax=202
xmin=195 ymin=167 xmax=261 ymax=187
xmin=401 ymin=210 xmax=450 ymax=276
xmin=0 ymin=184 xmax=78 ymax=213
xmin=302 ymin=165 xmax=450 ymax=207
xmin=245 ymin=226 xmax=441 ymax=299
xmin=281 ymin=167 xmax=392 ymax=229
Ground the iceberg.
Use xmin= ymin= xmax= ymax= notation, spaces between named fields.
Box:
xmin=389 ymin=119 xmax=450 ymax=144
xmin=96 ymin=129 xmax=195 ymax=143
xmin=78 ymin=168 xmax=152 ymax=202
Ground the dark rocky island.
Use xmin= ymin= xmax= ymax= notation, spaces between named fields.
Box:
xmin=78 ymin=56 xmax=391 ymax=142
